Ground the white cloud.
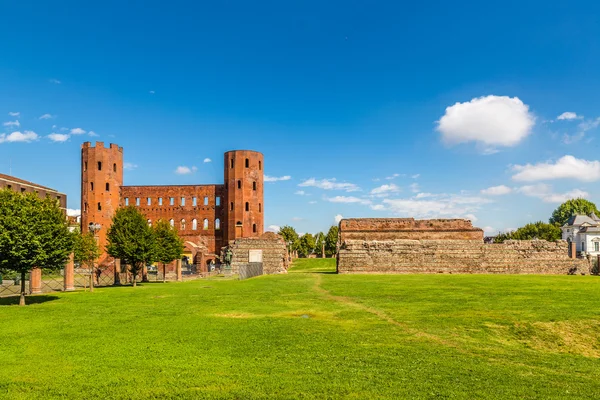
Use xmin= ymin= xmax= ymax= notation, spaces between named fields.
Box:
xmin=382 ymin=193 xmax=492 ymax=219
xmin=3 ymin=120 xmax=20 ymax=127
xmin=481 ymin=185 xmax=513 ymax=196
xmin=70 ymin=128 xmax=86 ymax=135
xmin=299 ymin=178 xmax=360 ymax=192
xmin=409 ymin=183 xmax=420 ymax=193
xmin=88 ymin=131 xmax=99 ymax=137
xmin=8 ymin=112 xmax=19 ymax=117
xmin=265 ymin=175 xmax=292 ymax=182
xmin=411 ymin=174 xmax=420 ymax=179
xmin=295 ymin=190 xmax=307 ymax=196
xmin=123 ymin=162 xmax=138 ymax=170
xmin=578 ymin=117 xmax=600 ymax=133
xmin=67 ymin=209 xmax=81 ymax=217
xmin=326 ymin=196 xmax=371 ymax=205
xmin=385 ymin=173 xmax=402 ymax=180
xmin=48 ymin=133 xmax=70 ymax=142
xmin=49 ymin=79 xmax=61 ymax=84
xmin=266 ymin=225 xmax=281 ymax=233
xmin=370 ymin=183 xmax=400 ymax=197
xmin=0 ymin=130 xmax=39 ymax=143
xmin=557 ymin=112 xmax=582 ymax=121
xmin=512 ymin=155 xmax=600 ymax=182
xmin=483 ymin=226 xmax=496 ymax=233
xmin=371 ymin=204 xmax=385 ymax=210
xmin=175 ymin=166 xmax=196 ymax=175
xmin=149 ymin=90 xmax=155 ymax=94
xmin=39 ymin=113 xmax=53 ymax=120
xmin=437 ymin=95 xmax=535 ymax=150
xmin=517 ymin=183 xmax=589 ymax=203
xmin=334 ymin=214 xmax=344 ymax=224
xmin=464 ymin=213 xmax=478 ymax=222
xmin=203 ymin=158 xmax=212 ymax=163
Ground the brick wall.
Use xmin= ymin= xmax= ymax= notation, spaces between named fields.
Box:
xmin=229 ymin=232 xmax=288 ymax=275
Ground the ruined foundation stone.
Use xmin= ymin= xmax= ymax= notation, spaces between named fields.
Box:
xmin=229 ymin=232 xmax=288 ymax=275
xmin=337 ymin=218 xmax=589 ymax=275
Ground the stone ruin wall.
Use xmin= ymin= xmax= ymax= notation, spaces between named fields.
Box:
xmin=229 ymin=232 xmax=288 ymax=275
xmin=337 ymin=218 xmax=590 ymax=275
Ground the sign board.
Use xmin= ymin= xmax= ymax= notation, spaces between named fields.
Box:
xmin=249 ymin=249 xmax=263 ymax=263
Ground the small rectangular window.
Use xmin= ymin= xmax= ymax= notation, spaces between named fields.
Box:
xmin=7 ymin=185 xmax=11 ymax=190
xmin=90 ymin=182 xmax=94 ymax=191
xmin=216 ymin=196 xmax=221 ymax=206
xmin=192 ymin=197 xmax=197 ymax=206
xmin=97 ymin=162 xmax=102 ymax=171
xmin=245 ymin=158 xmax=249 ymax=168
xmin=147 ymin=197 xmax=151 ymax=205
xmin=595 ymin=242 xmax=599 ymax=252
xmin=106 ymin=183 xmax=110 ymax=191
xmin=159 ymin=197 xmax=163 ymax=206
xmin=97 ymin=202 xmax=101 ymax=211
xmin=125 ymin=198 xmax=129 ymax=206
xmin=204 ymin=196 xmax=209 ymax=206
xmin=170 ymin=197 xmax=174 ymax=205
xmin=230 ymin=159 xmax=234 ymax=168
xmin=136 ymin=198 xmax=140 ymax=206
xmin=181 ymin=197 xmax=185 ymax=206
xmin=84 ymin=162 xmax=87 ymax=171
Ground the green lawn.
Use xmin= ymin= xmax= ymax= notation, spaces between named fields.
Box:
xmin=1 ymin=258 xmax=599 ymax=399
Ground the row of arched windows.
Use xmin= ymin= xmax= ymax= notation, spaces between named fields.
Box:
xmin=149 ymin=218 xmax=221 ymax=231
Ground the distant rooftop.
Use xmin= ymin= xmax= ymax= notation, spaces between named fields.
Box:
xmin=0 ymin=173 xmax=61 ymax=193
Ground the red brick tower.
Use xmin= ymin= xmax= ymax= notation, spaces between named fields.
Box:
xmin=223 ymin=150 xmax=264 ymax=243
xmin=81 ymin=142 xmax=123 ymax=264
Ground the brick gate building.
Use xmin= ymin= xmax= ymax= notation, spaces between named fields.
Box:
xmin=80 ymin=141 xmax=264 ymax=272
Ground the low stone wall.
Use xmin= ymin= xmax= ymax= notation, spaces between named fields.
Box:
xmin=229 ymin=232 xmax=288 ymax=275
xmin=337 ymin=239 xmax=590 ymax=275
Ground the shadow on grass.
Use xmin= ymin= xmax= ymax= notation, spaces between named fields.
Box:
xmin=0 ymin=294 xmax=60 ymax=306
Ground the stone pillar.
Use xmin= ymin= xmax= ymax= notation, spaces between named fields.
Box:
xmin=114 ymin=259 xmax=121 ymax=285
xmin=64 ymin=253 xmax=75 ymax=291
xmin=570 ymin=242 xmax=577 ymax=259
xmin=30 ymin=267 xmax=42 ymax=294
xmin=176 ymin=259 xmax=182 ymax=281
xmin=142 ymin=265 xmax=149 ymax=282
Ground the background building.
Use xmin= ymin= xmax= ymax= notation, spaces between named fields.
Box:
xmin=80 ymin=142 xmax=264 ymax=270
xmin=0 ymin=173 xmax=67 ymax=212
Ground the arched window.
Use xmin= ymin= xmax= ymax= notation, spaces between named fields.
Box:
xmin=245 ymin=202 xmax=249 ymax=211
xmin=181 ymin=219 xmax=186 ymax=230
xmin=105 ymin=183 xmax=110 ymax=191
xmin=237 ymin=180 xmax=241 ymax=189
xmin=147 ymin=219 xmax=152 ymax=227
xmin=253 ymin=223 xmax=257 ymax=233
xmin=253 ymin=181 xmax=256 ymax=191
xmin=192 ymin=219 xmax=197 ymax=230
xmin=113 ymin=163 xmax=117 ymax=172
xmin=215 ymin=218 xmax=221 ymax=230
xmin=203 ymin=218 xmax=209 ymax=230
xmin=169 ymin=219 xmax=174 ymax=227
xmin=259 ymin=203 xmax=262 ymax=212
xmin=245 ymin=158 xmax=249 ymax=168
xmin=125 ymin=198 xmax=129 ymax=206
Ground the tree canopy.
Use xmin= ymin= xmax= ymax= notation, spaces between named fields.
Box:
xmin=278 ymin=225 xmax=300 ymax=251
xmin=0 ymin=189 xmax=73 ymax=305
xmin=549 ymin=198 xmax=599 ymax=227
xmin=324 ymin=226 xmax=339 ymax=257
xmin=298 ymin=233 xmax=316 ymax=257
xmin=495 ymin=221 xmax=562 ymax=243
xmin=106 ymin=206 xmax=156 ymax=286
xmin=153 ymin=219 xmax=184 ymax=282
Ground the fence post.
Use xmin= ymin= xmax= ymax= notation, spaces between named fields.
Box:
xmin=30 ymin=267 xmax=42 ymax=294
xmin=64 ymin=253 xmax=75 ymax=291
xmin=176 ymin=259 xmax=182 ymax=282
xmin=114 ymin=259 xmax=121 ymax=285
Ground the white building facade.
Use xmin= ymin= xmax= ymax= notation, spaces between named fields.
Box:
xmin=561 ymin=214 xmax=600 ymax=256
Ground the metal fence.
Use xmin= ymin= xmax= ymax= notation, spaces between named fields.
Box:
xmin=0 ymin=270 xmax=26 ymax=297
xmin=239 ymin=262 xmax=263 ymax=280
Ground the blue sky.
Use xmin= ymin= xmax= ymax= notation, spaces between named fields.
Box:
xmin=2 ymin=0 xmax=600 ymax=235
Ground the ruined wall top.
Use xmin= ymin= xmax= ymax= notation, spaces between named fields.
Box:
xmin=339 ymin=218 xmax=484 ymax=241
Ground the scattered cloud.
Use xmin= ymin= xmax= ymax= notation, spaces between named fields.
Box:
xmin=175 ymin=166 xmax=197 ymax=175
xmin=385 ymin=173 xmax=402 ymax=180
xmin=370 ymin=183 xmax=400 ymax=197
xmin=437 ymin=95 xmax=535 ymax=152
xmin=483 ymin=226 xmax=496 ymax=233
xmin=48 ymin=133 xmax=70 ymax=142
xmin=203 ymin=158 xmax=212 ymax=163
xmin=464 ymin=213 xmax=478 ymax=222
xmin=70 ymin=128 xmax=86 ymax=135
xmin=67 ymin=209 xmax=81 ymax=217
xmin=557 ymin=112 xmax=582 ymax=121
xmin=409 ymin=183 xmax=420 ymax=193
xmin=379 ymin=193 xmax=492 ymax=219
xmin=149 ymin=90 xmax=155 ymax=94
xmin=334 ymin=214 xmax=344 ymax=224
xmin=88 ymin=131 xmax=99 ymax=137
xmin=411 ymin=174 xmax=420 ymax=179
xmin=371 ymin=204 xmax=385 ymax=210
xmin=49 ymin=79 xmax=61 ymax=84
xmin=299 ymin=178 xmax=360 ymax=192
xmin=517 ymin=183 xmax=589 ymax=203
xmin=8 ymin=112 xmax=19 ymax=117
xmin=0 ymin=130 xmax=39 ymax=143
xmin=265 ymin=175 xmax=292 ymax=182
xmin=512 ymin=155 xmax=600 ymax=182
xmin=481 ymin=185 xmax=513 ymax=196
xmin=123 ymin=162 xmax=138 ymax=170
xmin=295 ymin=190 xmax=308 ymax=196
xmin=3 ymin=120 xmax=20 ymax=127
xmin=325 ymin=196 xmax=372 ymax=205
xmin=266 ymin=225 xmax=280 ymax=233
xmin=39 ymin=113 xmax=53 ymax=120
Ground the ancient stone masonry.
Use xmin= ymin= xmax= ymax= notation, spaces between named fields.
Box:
xmin=229 ymin=232 xmax=288 ymax=275
xmin=337 ymin=218 xmax=590 ymax=275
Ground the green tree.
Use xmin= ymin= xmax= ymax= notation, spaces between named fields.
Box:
xmin=106 ymin=206 xmax=156 ymax=287
xmin=298 ymin=233 xmax=316 ymax=258
xmin=73 ymin=231 xmax=101 ymax=291
xmin=549 ymin=198 xmax=599 ymax=227
xmin=153 ymin=219 xmax=184 ymax=283
xmin=324 ymin=225 xmax=339 ymax=257
xmin=494 ymin=221 xmax=562 ymax=243
xmin=0 ymin=189 xmax=73 ymax=305
xmin=278 ymin=225 xmax=299 ymax=255
xmin=314 ymin=232 xmax=325 ymax=257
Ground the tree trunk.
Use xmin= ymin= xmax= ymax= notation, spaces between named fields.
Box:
xmin=89 ymin=263 xmax=94 ymax=293
xmin=19 ymin=271 xmax=26 ymax=306
xmin=163 ymin=263 xmax=166 ymax=283
xmin=132 ymin=276 xmax=137 ymax=287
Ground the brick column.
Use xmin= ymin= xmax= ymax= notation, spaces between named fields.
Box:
xmin=176 ymin=259 xmax=182 ymax=281
xmin=64 ymin=253 xmax=75 ymax=291
xmin=30 ymin=268 xmax=42 ymax=294
xmin=570 ymin=242 xmax=577 ymax=259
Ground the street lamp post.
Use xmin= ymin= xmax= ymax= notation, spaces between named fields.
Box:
xmin=88 ymin=222 xmax=101 ymax=292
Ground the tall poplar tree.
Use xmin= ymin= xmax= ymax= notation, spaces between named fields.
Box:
xmin=153 ymin=219 xmax=184 ymax=282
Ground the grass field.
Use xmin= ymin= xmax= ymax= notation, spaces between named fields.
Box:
xmin=1 ymin=258 xmax=599 ymax=399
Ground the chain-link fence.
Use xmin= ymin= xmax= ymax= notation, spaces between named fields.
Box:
xmin=0 ymin=270 xmax=25 ymax=297
xmin=239 ymin=262 xmax=263 ymax=280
